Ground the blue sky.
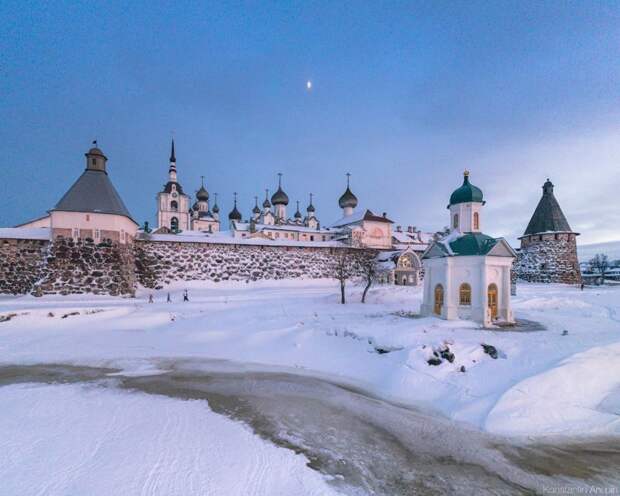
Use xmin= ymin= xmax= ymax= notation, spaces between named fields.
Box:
xmin=1 ymin=1 xmax=619 ymax=244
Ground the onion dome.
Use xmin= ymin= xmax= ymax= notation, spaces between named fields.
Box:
xmin=196 ymin=186 xmax=209 ymax=202
xmin=338 ymin=173 xmax=358 ymax=209
xmin=262 ymin=189 xmax=271 ymax=208
xmin=270 ymin=173 xmax=289 ymax=205
xmin=252 ymin=196 xmax=261 ymax=214
xmin=307 ymin=193 xmax=315 ymax=213
xmin=228 ymin=193 xmax=242 ymax=221
xmin=212 ymin=193 xmax=220 ymax=213
xmin=294 ymin=201 xmax=302 ymax=219
xmin=449 ymin=170 xmax=483 ymax=206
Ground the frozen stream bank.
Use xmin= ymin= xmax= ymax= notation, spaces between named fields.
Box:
xmin=1 ymin=361 xmax=618 ymax=495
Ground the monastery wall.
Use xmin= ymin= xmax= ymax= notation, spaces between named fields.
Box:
xmin=0 ymin=238 xmax=49 ymax=294
xmin=134 ymin=239 xmax=374 ymax=289
xmin=33 ymin=237 xmax=136 ymax=296
xmin=0 ymin=234 xmax=375 ymax=296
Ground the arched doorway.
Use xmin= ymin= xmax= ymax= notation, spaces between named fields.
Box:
xmin=434 ymin=284 xmax=444 ymax=315
xmin=170 ymin=217 xmax=179 ymax=232
xmin=488 ymin=283 xmax=498 ymax=319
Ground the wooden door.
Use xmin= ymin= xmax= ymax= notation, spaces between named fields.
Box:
xmin=434 ymin=284 xmax=444 ymax=315
xmin=488 ymin=284 xmax=498 ymax=319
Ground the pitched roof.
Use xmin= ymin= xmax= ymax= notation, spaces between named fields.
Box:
xmin=51 ymin=169 xmax=137 ymax=224
xmin=331 ymin=209 xmax=393 ymax=228
xmin=523 ymin=179 xmax=574 ymax=236
xmin=424 ymin=232 xmax=515 ymax=258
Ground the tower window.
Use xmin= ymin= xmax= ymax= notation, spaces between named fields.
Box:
xmin=453 ymin=214 xmax=459 ymax=229
xmin=170 ymin=200 xmax=178 ymax=211
xmin=92 ymin=158 xmax=96 ymax=165
xmin=473 ymin=212 xmax=479 ymax=230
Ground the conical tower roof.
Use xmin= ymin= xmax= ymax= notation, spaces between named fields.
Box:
xmin=51 ymin=145 xmax=137 ymax=225
xmin=523 ymin=179 xmax=574 ymax=236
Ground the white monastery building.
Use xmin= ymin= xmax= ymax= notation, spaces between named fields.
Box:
xmin=17 ymin=144 xmax=139 ymax=244
xmin=421 ymin=171 xmax=516 ymax=327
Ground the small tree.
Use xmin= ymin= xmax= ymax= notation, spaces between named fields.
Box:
xmin=589 ymin=253 xmax=609 ymax=284
xmin=335 ymin=251 xmax=353 ymax=304
xmin=360 ymin=256 xmax=377 ymax=303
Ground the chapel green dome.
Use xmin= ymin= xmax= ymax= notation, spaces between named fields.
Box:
xmin=449 ymin=171 xmax=484 ymax=206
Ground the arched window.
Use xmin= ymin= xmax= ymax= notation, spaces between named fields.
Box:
xmin=459 ymin=283 xmax=472 ymax=305
xmin=434 ymin=284 xmax=444 ymax=315
xmin=473 ymin=212 xmax=479 ymax=230
xmin=170 ymin=200 xmax=178 ymax=211
xmin=170 ymin=217 xmax=179 ymax=232
xmin=453 ymin=214 xmax=459 ymax=229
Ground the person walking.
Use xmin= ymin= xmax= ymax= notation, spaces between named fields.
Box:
xmin=148 ymin=294 xmax=154 ymax=304
xmin=183 ymin=289 xmax=189 ymax=302
xmin=167 ymin=292 xmax=172 ymax=303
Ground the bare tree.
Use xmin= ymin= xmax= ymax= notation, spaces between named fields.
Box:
xmin=360 ymin=255 xmax=377 ymax=303
xmin=335 ymin=251 xmax=353 ymax=304
xmin=589 ymin=253 xmax=610 ymax=284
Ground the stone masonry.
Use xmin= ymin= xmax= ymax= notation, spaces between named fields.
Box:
xmin=33 ymin=237 xmax=136 ymax=296
xmin=0 ymin=235 xmax=375 ymax=296
xmin=0 ymin=238 xmax=49 ymax=295
xmin=134 ymin=240 xmax=374 ymax=289
xmin=515 ymin=234 xmax=581 ymax=284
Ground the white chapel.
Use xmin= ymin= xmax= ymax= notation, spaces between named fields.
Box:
xmin=421 ymin=171 xmax=516 ymax=327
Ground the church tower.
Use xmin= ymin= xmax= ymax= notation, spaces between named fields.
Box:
xmin=156 ymin=139 xmax=191 ymax=232
xmin=516 ymin=179 xmax=581 ymax=284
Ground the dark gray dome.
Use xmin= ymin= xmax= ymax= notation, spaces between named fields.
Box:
xmin=263 ymin=197 xmax=271 ymax=208
xmin=252 ymin=204 xmax=261 ymax=214
xmin=307 ymin=203 xmax=315 ymax=213
xmin=212 ymin=203 xmax=220 ymax=213
xmin=228 ymin=205 xmax=241 ymax=220
xmin=196 ymin=185 xmax=209 ymax=202
xmin=271 ymin=187 xmax=289 ymax=206
xmin=338 ymin=187 xmax=358 ymax=209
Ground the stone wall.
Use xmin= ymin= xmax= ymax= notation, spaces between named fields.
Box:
xmin=134 ymin=239 xmax=374 ymax=289
xmin=515 ymin=237 xmax=581 ymax=284
xmin=33 ymin=237 xmax=136 ymax=296
xmin=0 ymin=238 xmax=48 ymax=294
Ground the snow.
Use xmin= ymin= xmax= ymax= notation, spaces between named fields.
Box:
xmin=144 ymin=232 xmax=344 ymax=248
xmin=1 ymin=280 xmax=619 ymax=440
xmin=0 ymin=227 xmax=51 ymax=240
xmin=0 ymin=383 xmax=337 ymax=496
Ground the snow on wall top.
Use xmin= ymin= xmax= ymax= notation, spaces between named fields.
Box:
xmin=141 ymin=232 xmax=348 ymax=249
xmin=0 ymin=227 xmax=51 ymax=240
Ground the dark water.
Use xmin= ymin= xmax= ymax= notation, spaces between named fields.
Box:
xmin=1 ymin=361 xmax=618 ymax=495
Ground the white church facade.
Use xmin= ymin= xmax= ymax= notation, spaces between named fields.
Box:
xmin=421 ymin=171 xmax=516 ymax=327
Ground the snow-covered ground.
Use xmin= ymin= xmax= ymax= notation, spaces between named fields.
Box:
xmin=1 ymin=279 xmax=619 ymax=439
xmin=0 ymin=382 xmax=338 ymax=496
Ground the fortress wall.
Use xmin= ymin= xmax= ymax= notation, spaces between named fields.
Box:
xmin=134 ymin=239 xmax=374 ymax=289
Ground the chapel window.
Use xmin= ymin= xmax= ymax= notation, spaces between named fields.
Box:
xmin=459 ymin=283 xmax=472 ymax=305
xmin=473 ymin=212 xmax=479 ymax=230
xmin=453 ymin=214 xmax=459 ymax=229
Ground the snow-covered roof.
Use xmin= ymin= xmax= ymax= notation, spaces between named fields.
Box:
xmin=331 ymin=209 xmax=392 ymax=228
xmin=0 ymin=227 xmax=51 ymax=240
xmin=238 ymin=222 xmax=337 ymax=234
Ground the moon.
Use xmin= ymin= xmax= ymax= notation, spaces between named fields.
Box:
xmin=306 ymin=80 xmax=312 ymax=90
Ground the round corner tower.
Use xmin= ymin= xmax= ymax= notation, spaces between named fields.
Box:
xmin=516 ymin=179 xmax=581 ymax=284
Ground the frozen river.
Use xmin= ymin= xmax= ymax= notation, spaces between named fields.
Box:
xmin=1 ymin=360 xmax=618 ymax=495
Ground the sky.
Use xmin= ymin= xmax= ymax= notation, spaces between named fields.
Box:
xmin=1 ymin=0 xmax=619 ymax=245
